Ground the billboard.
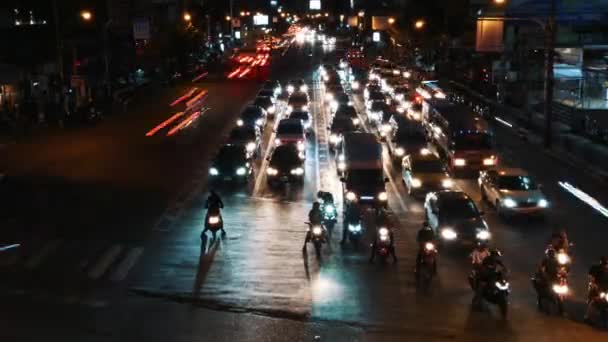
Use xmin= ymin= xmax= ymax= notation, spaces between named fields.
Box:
xmin=310 ymin=0 xmax=321 ymax=10
xmin=254 ymin=15 xmax=269 ymax=26
xmin=347 ymin=16 xmax=358 ymax=27
xmin=371 ymin=16 xmax=389 ymax=31
xmin=475 ymin=19 xmax=504 ymax=52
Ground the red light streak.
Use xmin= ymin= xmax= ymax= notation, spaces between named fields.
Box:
xmin=185 ymin=89 xmax=208 ymax=108
xmin=145 ymin=112 xmax=184 ymax=136
xmin=166 ymin=110 xmax=201 ymax=136
xmin=238 ymin=67 xmax=252 ymax=78
xmin=228 ymin=67 xmax=242 ymax=78
xmin=169 ymin=87 xmax=198 ymax=106
xmin=192 ymin=72 xmax=208 ymax=82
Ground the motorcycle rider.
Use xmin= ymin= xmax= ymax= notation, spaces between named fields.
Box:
xmin=317 ymin=191 xmax=334 ymax=205
xmin=533 ymin=248 xmax=561 ymax=307
xmin=473 ymin=249 xmax=507 ymax=302
xmin=341 ymin=202 xmax=361 ymax=244
xmin=203 ymin=190 xmax=225 ymax=235
xmin=584 ymin=256 xmax=608 ymax=323
xmin=415 ymin=222 xmax=436 ymax=276
xmin=369 ymin=209 xmax=397 ymax=263
xmin=549 ymin=228 xmax=570 ymax=252
xmin=303 ymin=202 xmax=324 ymax=251
xmin=470 ymin=242 xmax=491 ymax=269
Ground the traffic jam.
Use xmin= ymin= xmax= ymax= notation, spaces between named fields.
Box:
xmin=201 ymin=26 xmax=607 ymax=324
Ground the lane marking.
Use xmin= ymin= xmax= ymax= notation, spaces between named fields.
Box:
xmin=558 ymin=181 xmax=608 ymax=218
xmin=88 ymin=245 xmax=123 ymax=280
xmin=495 ymin=116 xmax=514 ymax=128
xmin=0 ymin=244 xmax=20 ymax=252
xmin=25 ymin=239 xmax=62 ymax=270
xmin=110 ymin=247 xmax=144 ymax=282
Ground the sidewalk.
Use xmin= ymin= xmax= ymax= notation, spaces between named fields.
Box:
xmin=447 ymin=80 xmax=608 ymax=183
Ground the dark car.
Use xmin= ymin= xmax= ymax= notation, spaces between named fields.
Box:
xmin=288 ymin=110 xmax=312 ymax=131
xmin=257 ymin=89 xmax=277 ymax=100
xmin=266 ymin=144 xmax=305 ymax=186
xmin=387 ymin=118 xmax=428 ymax=163
xmin=209 ymin=145 xmax=252 ymax=183
xmin=287 ymin=92 xmax=309 ymax=113
xmin=275 ymin=118 xmax=306 ymax=152
xmin=287 ymin=79 xmax=307 ymax=94
xmin=237 ymin=105 xmax=267 ymax=130
xmin=367 ymin=101 xmax=388 ymax=125
xmin=334 ymin=105 xmax=360 ymax=127
xmin=424 ymin=190 xmax=491 ymax=246
xmin=328 ymin=115 xmax=357 ymax=150
xmin=253 ymin=96 xmax=276 ymax=116
xmin=227 ymin=125 xmax=261 ymax=158
xmin=262 ymin=80 xmax=282 ymax=95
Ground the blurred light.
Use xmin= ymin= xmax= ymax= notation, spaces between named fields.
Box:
xmin=183 ymin=12 xmax=192 ymax=21
xmin=388 ymin=17 xmax=395 ymax=24
xmin=358 ymin=11 xmax=365 ymax=17
xmin=80 ymin=10 xmax=92 ymax=21
xmin=226 ymin=15 xmax=231 ymax=21
xmin=415 ymin=20 xmax=425 ymax=29
xmin=558 ymin=181 xmax=608 ymax=218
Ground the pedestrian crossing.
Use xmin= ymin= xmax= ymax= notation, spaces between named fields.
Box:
xmin=0 ymin=238 xmax=145 ymax=307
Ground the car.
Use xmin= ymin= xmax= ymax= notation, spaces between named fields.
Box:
xmin=402 ymin=149 xmax=453 ymax=197
xmin=236 ymin=105 xmax=267 ymax=130
xmin=266 ymin=144 xmax=305 ymax=186
xmin=424 ymin=190 xmax=491 ymax=246
xmin=227 ymin=125 xmax=261 ymax=158
xmin=479 ymin=168 xmax=549 ymax=217
xmin=286 ymin=79 xmax=307 ymax=94
xmin=328 ymin=115 xmax=357 ymax=150
xmin=253 ymin=96 xmax=276 ymax=116
xmin=367 ymin=100 xmax=388 ymax=125
xmin=330 ymin=93 xmax=352 ymax=112
xmin=288 ymin=110 xmax=312 ymax=131
xmin=257 ymin=89 xmax=277 ymax=101
xmin=324 ymin=84 xmax=344 ymax=102
xmin=286 ymin=92 xmax=309 ymax=114
xmin=386 ymin=118 xmax=428 ymax=163
xmin=275 ymin=118 xmax=306 ymax=152
xmin=262 ymin=80 xmax=282 ymax=96
xmin=208 ymin=145 xmax=253 ymax=183
xmin=366 ymin=91 xmax=386 ymax=108
xmin=334 ymin=105 xmax=360 ymax=127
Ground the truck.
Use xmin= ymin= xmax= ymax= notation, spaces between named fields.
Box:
xmin=338 ymin=132 xmax=388 ymax=208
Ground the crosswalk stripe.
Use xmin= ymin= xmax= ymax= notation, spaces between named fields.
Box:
xmin=109 ymin=247 xmax=144 ymax=282
xmin=25 ymin=239 xmax=63 ymax=270
xmin=88 ymin=245 xmax=123 ymax=280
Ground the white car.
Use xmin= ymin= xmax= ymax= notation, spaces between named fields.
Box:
xmin=479 ymin=168 xmax=549 ymax=217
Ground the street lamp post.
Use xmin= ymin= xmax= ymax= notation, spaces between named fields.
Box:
xmin=52 ymin=0 xmax=64 ymax=93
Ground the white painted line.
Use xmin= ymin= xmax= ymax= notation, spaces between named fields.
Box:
xmin=109 ymin=247 xmax=144 ymax=282
xmin=0 ymin=244 xmax=20 ymax=252
xmin=495 ymin=116 xmax=514 ymax=128
xmin=312 ymin=77 xmax=322 ymax=192
xmin=88 ymin=245 xmax=123 ymax=280
xmin=25 ymin=239 xmax=62 ymax=270
xmin=558 ymin=181 xmax=608 ymax=218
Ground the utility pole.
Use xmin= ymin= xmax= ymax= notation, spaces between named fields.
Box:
xmin=543 ymin=0 xmax=556 ymax=149
xmin=52 ymin=0 xmax=64 ymax=93
xmin=229 ymin=0 xmax=234 ymax=39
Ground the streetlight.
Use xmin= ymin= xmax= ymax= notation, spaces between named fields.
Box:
xmin=494 ymin=0 xmax=506 ymax=3
xmin=388 ymin=17 xmax=396 ymax=25
xmin=414 ymin=20 xmax=425 ymax=29
xmin=183 ymin=12 xmax=192 ymax=22
xmin=358 ymin=11 xmax=365 ymax=17
xmin=225 ymin=16 xmax=231 ymax=21
xmin=80 ymin=10 xmax=92 ymax=21
xmin=240 ymin=11 xmax=245 ymax=16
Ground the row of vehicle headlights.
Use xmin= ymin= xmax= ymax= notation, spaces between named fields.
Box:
xmin=410 ymin=178 xmax=453 ymax=189
xmin=453 ymin=156 xmax=497 ymax=167
xmin=266 ymin=167 xmax=304 ymax=176
xmin=286 ymin=105 xmax=309 ymax=113
xmin=345 ymin=191 xmax=388 ymax=202
xmin=236 ymin=118 xmax=264 ymax=127
xmin=440 ymin=228 xmax=491 ymax=241
xmin=209 ymin=166 xmax=248 ymax=176
xmin=501 ymin=197 xmax=549 ymax=208
xmin=286 ymin=85 xmax=308 ymax=93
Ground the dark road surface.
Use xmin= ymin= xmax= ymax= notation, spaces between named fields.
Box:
xmin=2 ymin=40 xmax=608 ymax=341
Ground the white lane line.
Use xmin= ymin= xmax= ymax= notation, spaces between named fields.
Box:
xmin=558 ymin=181 xmax=608 ymax=218
xmin=88 ymin=245 xmax=123 ymax=280
xmin=495 ymin=116 xmax=514 ymax=128
xmin=109 ymin=247 xmax=144 ymax=282
xmin=25 ymin=239 xmax=63 ymax=270
xmin=312 ymin=75 xmax=322 ymax=192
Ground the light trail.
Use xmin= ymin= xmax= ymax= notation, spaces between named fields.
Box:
xmin=558 ymin=181 xmax=608 ymax=218
xmin=145 ymin=112 xmax=184 ymax=137
xmin=166 ymin=110 xmax=201 ymax=136
xmin=185 ymin=89 xmax=208 ymax=108
xmin=169 ymin=87 xmax=198 ymax=107
xmin=0 ymin=244 xmax=20 ymax=252
xmin=495 ymin=116 xmax=514 ymax=128
xmin=192 ymin=72 xmax=208 ymax=83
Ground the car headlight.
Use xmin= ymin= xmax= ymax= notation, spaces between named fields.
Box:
xmin=236 ymin=167 xmax=247 ymax=176
xmin=255 ymin=118 xmax=264 ymax=126
xmin=348 ymin=224 xmax=361 ymax=232
xmin=476 ymin=230 xmax=491 ymax=240
xmin=395 ymin=147 xmax=405 ymax=156
xmin=338 ymin=161 xmax=346 ymax=170
xmin=302 ymin=105 xmax=308 ymax=111
xmin=236 ymin=119 xmax=244 ymax=126
xmin=290 ymin=167 xmax=304 ymax=175
xmin=441 ymin=228 xmax=457 ymax=240
xmin=392 ymin=69 xmax=400 ymax=75
xmin=483 ymin=157 xmax=497 ymax=166
xmin=538 ymin=199 xmax=549 ymax=208
xmin=346 ymin=191 xmax=356 ymax=201
xmin=403 ymin=71 xmax=411 ymax=78
xmin=312 ymin=226 xmax=322 ymax=235
xmin=267 ymin=167 xmax=278 ymax=176
xmin=297 ymin=142 xmax=305 ymax=151
xmin=330 ymin=134 xmax=341 ymax=144
xmin=453 ymin=158 xmax=466 ymax=167
xmin=411 ymin=178 xmax=422 ymax=188
xmin=502 ymin=198 xmax=517 ymax=208
xmin=300 ymin=85 xmax=308 ymax=92
xmin=348 ymin=101 xmax=353 ymax=106
xmin=352 ymin=118 xmax=360 ymax=125
xmin=209 ymin=167 xmax=219 ymax=176
xmin=442 ymin=179 xmax=453 ymax=188
xmin=267 ymin=106 xmax=276 ymax=114
xmin=378 ymin=192 xmax=388 ymax=201
xmin=246 ymin=142 xmax=257 ymax=152
xmin=287 ymin=85 xmax=294 ymax=93
xmin=286 ymin=105 xmax=293 ymax=113
xmin=274 ymin=138 xmax=281 ymax=145
xmin=351 ymin=81 xmax=359 ymax=89
xmin=325 ymin=93 xmax=333 ymax=101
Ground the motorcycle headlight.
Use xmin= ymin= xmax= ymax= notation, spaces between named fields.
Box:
xmin=297 ymin=142 xmax=305 ymax=151
xmin=453 ymin=158 xmax=466 ymax=167
xmin=495 ymin=281 xmax=510 ymax=291
xmin=348 ymin=224 xmax=361 ymax=232
xmin=411 ymin=178 xmax=422 ymax=188
xmin=246 ymin=142 xmax=257 ymax=152
xmin=538 ymin=199 xmax=549 ymax=208
xmin=324 ymin=205 xmax=335 ymax=214
xmin=502 ymin=198 xmax=517 ymax=208
xmin=330 ymin=134 xmax=341 ymax=144
xmin=267 ymin=106 xmax=276 ymax=114
xmin=290 ymin=167 xmax=304 ymax=175
xmin=330 ymin=100 xmax=338 ymax=109
xmin=483 ymin=157 xmax=497 ymax=166
xmin=300 ymin=84 xmax=308 ymax=92
xmin=381 ymin=124 xmax=392 ymax=133
xmin=395 ymin=147 xmax=405 ymax=156
xmin=209 ymin=167 xmax=219 ymax=176
xmin=557 ymin=252 xmax=570 ymax=265
xmin=208 ymin=216 xmax=220 ymax=224
xmin=351 ymin=81 xmax=359 ymax=89
xmin=397 ymin=106 xmax=405 ymax=113
xmin=348 ymin=101 xmax=353 ymax=106
xmin=286 ymin=105 xmax=293 ymax=113
xmin=287 ymin=85 xmax=294 ymax=93
xmin=442 ymin=179 xmax=453 ymax=188
xmin=236 ymin=167 xmax=247 ymax=176
xmin=312 ymin=226 xmax=322 ymax=235
xmin=346 ymin=191 xmax=356 ymax=201
xmin=441 ymin=228 xmax=457 ymax=240
xmin=424 ymin=242 xmax=435 ymax=251
xmin=476 ymin=230 xmax=491 ymax=240
xmin=274 ymin=87 xmax=282 ymax=95
xmin=378 ymin=192 xmax=388 ymax=201
xmin=302 ymin=105 xmax=308 ymax=111
xmin=338 ymin=161 xmax=346 ymax=170
xmin=352 ymin=118 xmax=360 ymax=125
xmin=378 ymin=227 xmax=389 ymax=236
xmin=274 ymin=138 xmax=281 ymax=145
xmin=236 ymin=119 xmax=244 ymax=126
xmin=552 ymin=284 xmax=569 ymax=295
xmin=392 ymin=69 xmax=400 ymax=75
xmin=325 ymin=93 xmax=334 ymax=101
xmin=267 ymin=167 xmax=278 ymax=176
xmin=255 ymin=118 xmax=264 ymax=126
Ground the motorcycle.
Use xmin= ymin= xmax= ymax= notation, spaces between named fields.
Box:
xmin=305 ymin=222 xmax=326 ymax=257
xmin=534 ymin=250 xmax=571 ymax=315
xmin=322 ymin=202 xmax=337 ymax=233
xmin=469 ymin=270 xmax=510 ymax=317
xmin=205 ymin=213 xmax=223 ymax=239
xmin=346 ymin=218 xmax=363 ymax=245
xmin=587 ymin=285 xmax=608 ymax=328
xmin=373 ymin=227 xmax=392 ymax=263
xmin=416 ymin=242 xmax=437 ymax=290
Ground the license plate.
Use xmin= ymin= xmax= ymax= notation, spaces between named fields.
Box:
xmin=280 ymin=176 xmax=289 ymax=181
xmin=223 ymin=176 xmax=232 ymax=181
xmin=360 ymin=196 xmax=374 ymax=200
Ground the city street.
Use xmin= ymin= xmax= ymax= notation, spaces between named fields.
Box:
xmin=2 ymin=40 xmax=608 ymax=341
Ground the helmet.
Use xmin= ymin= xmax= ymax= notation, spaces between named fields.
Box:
xmin=317 ymin=191 xmax=323 ymax=198
xmin=312 ymin=201 xmax=320 ymax=209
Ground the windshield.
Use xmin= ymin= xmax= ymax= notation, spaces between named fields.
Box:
xmin=337 ymin=106 xmax=356 ymax=116
xmin=497 ymin=176 xmax=538 ymax=191
xmin=413 ymin=159 xmax=444 ymax=173
xmin=441 ymin=199 xmax=479 ymax=219
xmin=242 ymin=107 xmax=262 ymax=118
xmin=453 ymin=133 xmax=493 ymax=150
xmin=254 ymin=98 xmax=271 ymax=107
xmin=229 ymin=129 xmax=255 ymax=141
xmin=397 ymin=129 xmax=426 ymax=143
xmin=289 ymin=96 xmax=308 ymax=105
xmin=218 ymin=146 xmax=246 ymax=162
xmin=278 ymin=124 xmax=303 ymax=135
xmin=347 ymin=170 xmax=384 ymax=187
xmin=290 ymin=112 xmax=309 ymax=121
xmin=272 ymin=148 xmax=300 ymax=165
xmin=332 ymin=119 xmax=355 ymax=131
